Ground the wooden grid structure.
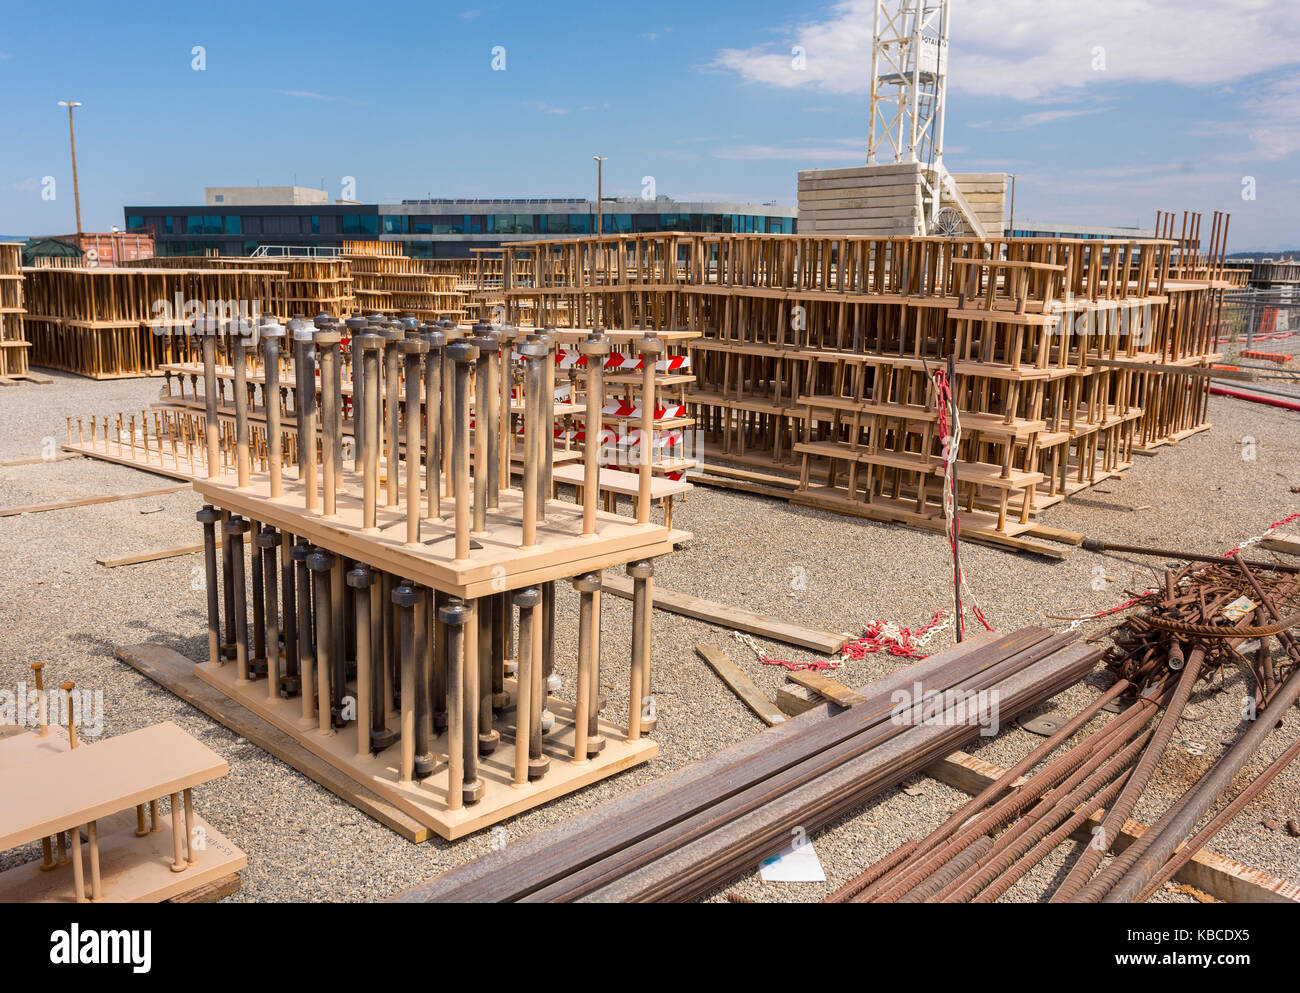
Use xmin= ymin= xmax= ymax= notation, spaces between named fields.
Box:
xmin=23 ymin=266 xmax=287 ymax=379
xmin=126 ymin=255 xmax=353 ymax=319
xmin=343 ymin=242 xmax=465 ymax=322
xmin=487 ymin=216 xmax=1231 ymax=549
xmin=0 ymin=243 xmax=30 ymax=380
xmin=113 ymin=314 xmax=689 ymax=838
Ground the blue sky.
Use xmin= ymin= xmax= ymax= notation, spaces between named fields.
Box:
xmin=2 ymin=0 xmax=1298 ymax=249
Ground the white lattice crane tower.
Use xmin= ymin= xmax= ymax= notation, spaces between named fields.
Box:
xmin=867 ymin=0 xmax=983 ymax=237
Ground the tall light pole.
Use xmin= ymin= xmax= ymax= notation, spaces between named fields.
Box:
xmin=593 ymin=156 xmax=607 ymax=235
xmin=58 ymin=100 xmax=84 ymax=236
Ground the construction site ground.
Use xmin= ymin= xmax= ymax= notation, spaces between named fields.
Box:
xmin=1 ymin=371 xmax=1297 ymax=902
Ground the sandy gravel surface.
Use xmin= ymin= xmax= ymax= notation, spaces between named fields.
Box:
xmin=1 ymin=370 xmax=1296 ymax=902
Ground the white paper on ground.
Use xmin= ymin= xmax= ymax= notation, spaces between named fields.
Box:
xmin=759 ymin=840 xmax=826 ymax=882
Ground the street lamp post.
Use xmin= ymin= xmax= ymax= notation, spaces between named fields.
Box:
xmin=593 ymin=156 xmax=607 ymax=236
xmin=58 ymin=100 xmax=84 ymax=236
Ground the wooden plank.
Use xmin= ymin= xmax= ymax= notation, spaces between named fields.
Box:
xmin=785 ymin=670 xmax=867 ymax=708
xmin=601 ymin=573 xmax=848 ymax=653
xmin=97 ymin=541 xmax=210 ymax=568
xmin=693 ymin=644 xmax=786 ymax=726
xmin=113 ymin=643 xmax=431 ymax=843
xmin=0 ymin=484 xmax=189 ymax=518
xmin=927 ymin=751 xmax=1300 ymax=904
xmin=0 ymin=452 xmax=82 ymax=468
xmin=1024 ymin=523 xmax=1087 ymax=545
xmin=1262 ymin=534 xmax=1300 ymax=557
xmin=168 ymin=871 xmax=242 ymax=903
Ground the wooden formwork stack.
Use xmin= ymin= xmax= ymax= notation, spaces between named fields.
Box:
xmin=488 ymin=221 xmax=1229 ymax=551
xmin=116 ymin=313 xmax=686 ymax=838
xmin=23 ymin=266 xmax=286 ymax=379
xmin=342 ymin=242 xmax=464 ymax=322
xmin=0 ymin=243 xmax=30 ymax=379
xmin=126 ymin=256 xmax=353 ymax=319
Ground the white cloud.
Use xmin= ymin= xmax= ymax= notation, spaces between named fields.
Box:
xmin=711 ymin=0 xmax=1300 ymax=101
xmin=526 ymin=101 xmax=571 ymax=115
xmin=274 ymin=89 xmax=333 ymax=101
xmin=713 ymin=137 xmax=862 ymax=161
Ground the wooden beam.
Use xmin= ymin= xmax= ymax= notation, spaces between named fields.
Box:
xmin=785 ymin=670 xmax=867 ymax=708
xmin=693 ymin=643 xmax=786 ymax=726
xmin=98 ymin=541 xmax=211 ymax=568
xmin=928 ymin=750 xmax=1300 ymax=904
xmin=1262 ymin=534 xmax=1300 ymax=557
xmin=114 ymin=643 xmax=430 ymax=843
xmin=0 ymin=452 xmax=82 ymax=468
xmin=601 ymin=573 xmax=848 ymax=653
xmin=0 ymin=484 xmax=189 ymax=517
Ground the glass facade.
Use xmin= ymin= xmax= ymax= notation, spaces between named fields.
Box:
xmin=131 ymin=203 xmax=796 ymax=258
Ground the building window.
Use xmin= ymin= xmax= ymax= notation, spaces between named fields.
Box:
xmin=186 ymin=215 xmax=203 ymax=234
xmin=214 ymin=194 xmax=224 ymax=203
xmin=310 ymin=215 xmax=320 ymax=234
xmin=225 ymin=216 xmax=242 ymax=235
xmin=164 ymin=216 xmax=174 ymax=235
xmin=411 ymin=217 xmax=432 ymax=235
xmin=126 ymin=215 xmax=144 ymax=230
xmin=382 ymin=215 xmax=408 ymax=235
xmin=204 ymin=215 xmax=222 ymax=235
xmin=342 ymin=214 xmax=379 ymax=235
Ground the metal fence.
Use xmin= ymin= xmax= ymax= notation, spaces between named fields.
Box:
xmin=1216 ymin=287 xmax=1300 ymax=401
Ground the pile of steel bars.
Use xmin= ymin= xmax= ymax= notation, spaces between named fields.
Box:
xmin=392 ymin=627 xmax=1102 ymax=902
xmin=831 ymin=551 xmax=1300 ymax=903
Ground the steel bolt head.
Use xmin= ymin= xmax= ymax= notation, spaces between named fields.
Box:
xmin=380 ymin=328 xmax=404 ymax=343
xmin=366 ymin=311 xmax=385 ymax=324
xmin=447 ymin=341 xmax=478 ymax=363
xmin=261 ymin=319 xmax=285 ymax=339
xmin=572 ymin=572 xmax=602 ymax=593
xmin=513 ymin=586 xmax=542 ymax=608
xmin=313 ymin=329 xmax=342 ymax=346
xmin=313 ymin=312 xmax=333 ymax=329
xmin=579 ymin=331 xmax=611 ymax=357
xmin=254 ymin=526 xmax=278 ymax=548
xmin=392 ymin=581 xmax=422 ymax=607
xmin=290 ymin=542 xmax=312 ymax=562
xmin=518 ymin=341 xmax=548 ymax=359
xmin=346 ymin=565 xmax=374 ymax=589
xmin=401 ymin=314 xmax=419 ymax=330
xmin=638 ymin=331 xmax=664 ymax=357
xmin=345 ymin=314 xmax=367 ymax=332
xmin=307 ymin=548 xmax=334 ymax=572
xmin=438 ymin=599 xmax=469 ymax=626
xmin=222 ymin=516 xmax=249 ymax=537
xmin=627 ymin=559 xmax=655 ymax=580
xmin=402 ymin=338 xmax=430 ymax=355
xmin=195 ymin=505 xmax=220 ymax=524
xmin=425 ymin=329 xmax=447 ymax=348
xmin=360 ymin=333 xmax=383 ymax=351
xmin=288 ymin=317 xmax=312 ymax=341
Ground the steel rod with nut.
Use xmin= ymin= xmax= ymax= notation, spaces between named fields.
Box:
xmin=348 ymin=565 xmax=373 ymax=758
xmin=316 ymin=327 xmax=342 ymax=515
xmin=293 ymin=541 xmax=315 ymax=723
xmin=257 ymin=525 xmax=280 ymax=699
xmin=414 ymin=583 xmax=433 ymax=778
xmin=229 ymin=318 xmax=253 ymax=488
xmin=225 ymin=516 xmax=250 ymax=681
xmin=541 ymin=327 xmax=556 ymax=503
xmin=369 ymin=569 xmax=396 ymax=752
xmin=637 ymin=332 xmax=662 ymax=524
xmin=627 ymin=559 xmax=654 ymax=739
xmin=346 ymin=314 xmax=368 ymax=474
xmin=580 ymin=329 xmax=611 ymax=535
xmin=382 ymin=324 xmax=404 ymax=507
xmin=471 ymin=325 xmax=497 ymax=532
xmin=572 ymin=572 xmax=601 ymax=761
xmin=483 ymin=326 xmax=501 ymax=509
xmin=462 ymin=598 xmax=484 ymax=803
xmin=448 ymin=340 xmax=477 ymax=562
xmin=520 ymin=339 xmax=547 ymax=546
xmin=199 ymin=312 xmax=219 ymax=478
xmin=498 ymin=326 xmax=517 ymax=490
xmin=316 ymin=314 xmax=344 ymax=486
xmin=197 ymin=506 xmax=221 ymax=666
xmin=513 ymin=586 xmax=540 ymax=786
xmin=394 ymin=580 xmax=421 ymax=783
xmin=309 ymin=548 xmax=335 ymax=734
xmin=262 ymin=320 xmax=285 ymax=497
xmin=423 ymin=324 xmax=446 ymax=521
xmin=361 ymin=333 xmax=381 ymax=530
xmin=403 ymin=336 xmax=428 ymax=546
xmin=441 ymin=598 xmax=469 ymax=810
xmin=290 ymin=318 xmax=318 ymax=513
xmin=478 ymin=595 xmax=499 ymax=757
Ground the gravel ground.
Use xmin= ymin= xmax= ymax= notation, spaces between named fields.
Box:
xmin=1 ymin=369 xmax=1297 ymax=903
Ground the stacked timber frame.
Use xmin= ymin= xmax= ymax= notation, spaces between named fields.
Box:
xmin=0 ymin=244 xmax=29 ymax=379
xmin=484 ymin=218 xmax=1231 ymax=548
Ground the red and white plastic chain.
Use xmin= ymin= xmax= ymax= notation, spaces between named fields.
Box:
xmin=730 ymin=632 xmax=840 ymax=672
xmin=842 ymin=611 xmax=953 ymax=661
xmin=1064 ymin=511 xmax=1300 ymax=632
xmin=934 ymin=369 xmax=995 ymax=637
